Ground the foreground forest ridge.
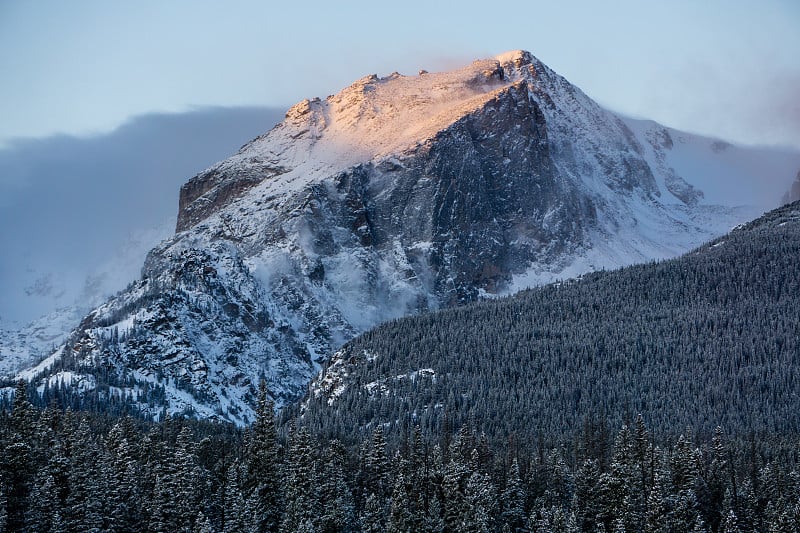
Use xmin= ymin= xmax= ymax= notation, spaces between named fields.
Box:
xmin=2 ymin=381 xmax=800 ymax=532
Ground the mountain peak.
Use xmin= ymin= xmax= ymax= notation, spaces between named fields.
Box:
xmin=494 ymin=49 xmax=536 ymax=67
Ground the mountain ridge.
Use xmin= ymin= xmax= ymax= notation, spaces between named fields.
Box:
xmin=5 ymin=50 xmax=798 ymax=423
xmin=301 ymin=199 xmax=800 ymax=443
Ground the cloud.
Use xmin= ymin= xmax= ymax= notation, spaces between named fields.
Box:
xmin=0 ymin=106 xmax=285 ymax=325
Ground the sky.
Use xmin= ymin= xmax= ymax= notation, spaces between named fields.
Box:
xmin=1 ymin=0 xmax=799 ymax=149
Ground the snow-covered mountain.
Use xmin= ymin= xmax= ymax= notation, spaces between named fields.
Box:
xmin=10 ymin=50 xmax=799 ymax=423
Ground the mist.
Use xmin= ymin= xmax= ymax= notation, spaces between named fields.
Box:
xmin=0 ymin=106 xmax=285 ymax=325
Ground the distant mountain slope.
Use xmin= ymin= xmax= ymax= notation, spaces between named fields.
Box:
xmin=11 ymin=51 xmax=799 ymax=424
xmin=0 ymin=107 xmax=285 ymax=381
xmin=303 ymin=200 xmax=800 ymax=443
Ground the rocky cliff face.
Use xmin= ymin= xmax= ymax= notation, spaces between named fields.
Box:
xmin=15 ymin=51 xmax=792 ymax=423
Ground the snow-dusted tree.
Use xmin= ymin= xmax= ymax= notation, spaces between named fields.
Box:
xmin=363 ymin=425 xmax=391 ymax=500
xmin=574 ymin=458 xmax=602 ymax=531
xmin=387 ymin=472 xmax=416 ymax=533
xmin=104 ymin=421 xmax=141 ymax=531
xmin=281 ymin=427 xmax=318 ymax=533
xmin=223 ymin=461 xmax=247 ymax=533
xmin=720 ymin=509 xmax=741 ymax=533
xmin=464 ymin=470 xmax=496 ymax=532
xmin=319 ymin=440 xmax=356 ymax=533
xmin=360 ymin=492 xmax=386 ymax=533
xmin=246 ymin=380 xmax=281 ymax=533
xmin=174 ymin=426 xmax=202 ymax=530
xmin=645 ymin=471 xmax=668 ymax=533
xmin=65 ymin=417 xmax=104 ymax=532
xmin=27 ymin=471 xmax=63 ymax=533
xmin=194 ymin=511 xmax=215 ymax=533
xmin=502 ymin=457 xmax=526 ymax=531
xmin=442 ymin=445 xmax=470 ymax=529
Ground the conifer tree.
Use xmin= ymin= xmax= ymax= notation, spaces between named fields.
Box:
xmin=575 ymin=458 xmax=602 ymax=531
xmin=464 ymin=470 xmax=495 ymax=532
xmin=3 ymin=380 xmax=37 ymax=532
xmin=281 ymin=427 xmax=318 ymax=533
xmin=27 ymin=471 xmax=63 ymax=533
xmin=175 ymin=426 xmax=202 ymax=531
xmin=425 ymin=492 xmax=446 ymax=533
xmin=223 ymin=461 xmax=247 ymax=533
xmin=720 ymin=509 xmax=741 ymax=533
xmin=65 ymin=418 xmax=104 ymax=532
xmin=360 ymin=492 xmax=386 ymax=533
xmin=364 ymin=425 xmax=391 ymax=500
xmin=319 ymin=440 xmax=356 ymax=533
xmin=246 ymin=381 xmax=281 ymax=532
xmin=502 ymin=458 xmax=526 ymax=532
xmin=645 ymin=471 xmax=668 ymax=533
xmin=387 ymin=472 xmax=416 ymax=533
xmin=443 ymin=445 xmax=470 ymax=529
xmin=104 ymin=423 xmax=141 ymax=531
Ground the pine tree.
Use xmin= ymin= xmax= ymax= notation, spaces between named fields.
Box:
xmin=720 ymin=509 xmax=740 ymax=533
xmin=65 ymin=417 xmax=104 ymax=532
xmin=223 ymin=461 xmax=247 ymax=533
xmin=502 ymin=458 xmax=527 ymax=531
xmin=575 ymin=458 xmax=602 ymax=531
xmin=645 ymin=471 xmax=668 ymax=533
xmin=27 ymin=471 xmax=64 ymax=532
xmin=319 ymin=440 xmax=356 ymax=533
xmin=0 ymin=486 xmax=7 ymax=533
xmin=387 ymin=472 xmax=416 ymax=533
xmin=464 ymin=470 xmax=495 ymax=532
xmin=702 ymin=427 xmax=727 ymax=532
xmin=442 ymin=444 xmax=470 ymax=529
xmin=175 ymin=426 xmax=202 ymax=531
xmin=364 ymin=425 xmax=391 ymax=499
xmin=105 ymin=420 xmax=141 ymax=531
xmin=194 ymin=511 xmax=215 ymax=533
xmin=281 ymin=427 xmax=318 ymax=533
xmin=360 ymin=492 xmax=386 ymax=533
xmin=2 ymin=380 xmax=37 ymax=532
xmin=425 ymin=493 xmax=446 ymax=533
xmin=246 ymin=381 xmax=281 ymax=533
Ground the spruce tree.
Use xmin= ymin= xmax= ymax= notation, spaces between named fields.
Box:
xmin=319 ymin=440 xmax=356 ymax=533
xmin=501 ymin=457 xmax=526 ymax=531
xmin=223 ymin=461 xmax=247 ymax=533
xmin=246 ymin=381 xmax=281 ymax=533
xmin=281 ymin=427 xmax=318 ymax=533
xmin=360 ymin=492 xmax=386 ymax=533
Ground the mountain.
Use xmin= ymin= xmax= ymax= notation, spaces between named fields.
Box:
xmin=302 ymin=200 xmax=800 ymax=444
xmin=0 ymin=107 xmax=286 ymax=329
xmin=9 ymin=51 xmax=799 ymax=424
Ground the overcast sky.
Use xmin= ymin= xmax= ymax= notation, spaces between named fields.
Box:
xmin=1 ymin=0 xmax=799 ymax=149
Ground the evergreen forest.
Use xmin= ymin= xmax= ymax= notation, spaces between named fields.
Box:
xmin=2 ymin=380 xmax=800 ymax=532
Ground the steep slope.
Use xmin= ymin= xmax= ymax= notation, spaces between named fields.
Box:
xmin=303 ymin=200 xmax=800 ymax=443
xmin=14 ymin=51 xmax=798 ymax=423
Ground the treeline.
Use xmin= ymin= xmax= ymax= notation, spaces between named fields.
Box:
xmin=2 ymin=381 xmax=800 ymax=532
xmin=297 ymin=202 xmax=800 ymax=447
